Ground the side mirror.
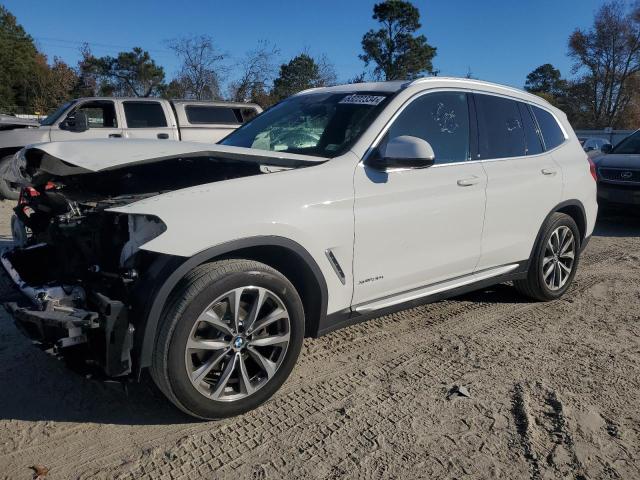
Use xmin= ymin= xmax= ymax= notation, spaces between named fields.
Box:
xmin=600 ymin=143 xmax=613 ymax=154
xmin=62 ymin=111 xmax=89 ymax=132
xmin=584 ymin=146 xmax=595 ymax=152
xmin=367 ymin=135 xmax=436 ymax=170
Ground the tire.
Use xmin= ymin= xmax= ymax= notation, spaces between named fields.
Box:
xmin=151 ymin=259 xmax=305 ymax=419
xmin=514 ymin=212 xmax=581 ymax=301
xmin=0 ymin=155 xmax=20 ymax=201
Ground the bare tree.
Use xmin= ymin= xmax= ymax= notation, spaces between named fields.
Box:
xmin=229 ymin=40 xmax=280 ymax=103
xmin=569 ymin=1 xmax=640 ymax=127
xmin=316 ymin=53 xmax=338 ymax=87
xmin=167 ymin=35 xmax=227 ymax=100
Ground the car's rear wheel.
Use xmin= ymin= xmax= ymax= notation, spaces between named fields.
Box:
xmin=514 ymin=212 xmax=581 ymax=301
xmin=151 ymin=259 xmax=304 ymax=419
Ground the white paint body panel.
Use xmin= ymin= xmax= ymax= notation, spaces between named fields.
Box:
xmin=112 ymin=157 xmax=357 ymax=314
xmin=352 ymin=161 xmax=487 ymax=305
xmin=30 ymin=139 xmax=325 ymax=172
xmin=476 ymin=153 xmax=563 ymax=270
xmin=34 ymin=78 xmax=597 ymax=317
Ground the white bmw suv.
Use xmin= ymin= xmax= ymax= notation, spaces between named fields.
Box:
xmin=2 ymin=78 xmax=597 ymax=419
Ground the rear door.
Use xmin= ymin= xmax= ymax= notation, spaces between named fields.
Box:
xmin=50 ymin=100 xmax=123 ymax=141
xmin=121 ymin=100 xmax=178 ymax=140
xmin=475 ymin=94 xmax=564 ymax=270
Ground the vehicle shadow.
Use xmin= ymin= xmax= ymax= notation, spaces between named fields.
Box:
xmin=455 ymin=283 xmax=530 ymax=304
xmin=0 ymin=309 xmax=196 ymax=426
xmin=593 ymin=208 xmax=640 ymax=237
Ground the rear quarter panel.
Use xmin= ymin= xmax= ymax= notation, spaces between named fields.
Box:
xmin=555 ymin=113 xmax=598 ymax=239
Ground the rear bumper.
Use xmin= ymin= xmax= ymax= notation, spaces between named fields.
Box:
xmin=1 ymin=250 xmax=135 ymax=377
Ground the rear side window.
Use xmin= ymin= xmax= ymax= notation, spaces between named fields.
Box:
xmin=531 ymin=105 xmax=565 ymax=150
xmin=385 ymin=91 xmax=470 ymax=164
xmin=518 ymin=103 xmax=544 ymax=155
xmin=475 ymin=94 xmax=526 ymax=159
xmin=185 ymin=106 xmax=240 ymax=124
xmin=123 ymin=102 xmax=168 ymax=128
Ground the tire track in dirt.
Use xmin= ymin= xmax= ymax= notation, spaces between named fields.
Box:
xmin=0 ymin=234 xmax=634 ymax=478
xmin=108 ymin=258 xmax=624 ymax=479
xmin=511 ymin=382 xmax=588 ymax=480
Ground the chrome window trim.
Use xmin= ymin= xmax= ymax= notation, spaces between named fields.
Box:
xmin=360 ymin=87 xmax=568 ymax=170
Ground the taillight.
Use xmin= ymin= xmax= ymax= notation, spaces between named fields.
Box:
xmin=588 ymin=157 xmax=597 ymax=181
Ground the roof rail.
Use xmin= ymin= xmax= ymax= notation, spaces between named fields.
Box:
xmin=407 ymin=76 xmax=552 ymax=106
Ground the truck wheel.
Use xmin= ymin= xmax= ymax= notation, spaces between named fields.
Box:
xmin=514 ymin=212 xmax=581 ymax=301
xmin=0 ymin=155 xmax=20 ymax=201
xmin=151 ymin=259 xmax=305 ymax=419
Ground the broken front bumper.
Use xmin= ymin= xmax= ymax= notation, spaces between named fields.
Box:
xmin=1 ymin=250 xmax=135 ymax=377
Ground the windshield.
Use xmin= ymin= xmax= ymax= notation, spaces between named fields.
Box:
xmin=612 ymin=130 xmax=640 ymax=154
xmin=221 ymin=92 xmax=392 ymax=158
xmin=40 ymin=100 xmax=76 ymax=126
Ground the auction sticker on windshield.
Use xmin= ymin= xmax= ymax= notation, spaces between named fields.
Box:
xmin=339 ymin=94 xmax=386 ymax=105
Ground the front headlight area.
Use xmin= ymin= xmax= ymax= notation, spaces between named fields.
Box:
xmin=120 ymin=214 xmax=167 ymax=267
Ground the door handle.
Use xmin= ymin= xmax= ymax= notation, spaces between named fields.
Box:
xmin=457 ymin=176 xmax=480 ymax=187
xmin=108 ymin=133 xmax=122 ymax=138
xmin=541 ymin=168 xmax=557 ymax=176
xmin=157 ymin=133 xmax=169 ymax=139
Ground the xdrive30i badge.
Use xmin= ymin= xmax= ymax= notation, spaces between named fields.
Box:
xmin=359 ymin=275 xmax=384 ymax=285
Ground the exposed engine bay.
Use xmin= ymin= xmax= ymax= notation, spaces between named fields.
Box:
xmin=2 ymin=151 xmax=272 ymax=377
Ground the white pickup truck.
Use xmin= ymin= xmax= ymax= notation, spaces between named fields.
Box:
xmin=0 ymin=97 xmax=262 ymax=199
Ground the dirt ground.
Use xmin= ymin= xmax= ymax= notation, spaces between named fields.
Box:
xmin=0 ymin=200 xmax=638 ymax=480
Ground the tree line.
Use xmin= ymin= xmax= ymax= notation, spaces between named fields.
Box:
xmin=524 ymin=1 xmax=640 ymax=129
xmin=0 ymin=1 xmax=434 ymax=115
xmin=2 ymin=0 xmax=640 ymax=130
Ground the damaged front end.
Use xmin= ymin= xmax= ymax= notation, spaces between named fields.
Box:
xmin=4 ymin=189 xmax=167 ymax=377
xmin=1 ymin=143 xmax=272 ymax=377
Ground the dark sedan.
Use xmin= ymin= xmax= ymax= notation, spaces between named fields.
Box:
xmin=593 ymin=130 xmax=640 ymax=208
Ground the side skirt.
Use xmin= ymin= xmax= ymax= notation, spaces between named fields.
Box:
xmin=316 ymin=263 xmax=528 ymax=337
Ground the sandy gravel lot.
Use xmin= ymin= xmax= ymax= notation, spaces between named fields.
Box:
xmin=0 ymin=199 xmax=638 ymax=480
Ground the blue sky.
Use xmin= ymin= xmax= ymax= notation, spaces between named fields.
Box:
xmin=3 ymin=0 xmax=605 ymax=89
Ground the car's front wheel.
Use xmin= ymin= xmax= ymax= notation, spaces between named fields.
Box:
xmin=151 ymin=259 xmax=305 ymax=419
xmin=514 ymin=212 xmax=581 ymax=301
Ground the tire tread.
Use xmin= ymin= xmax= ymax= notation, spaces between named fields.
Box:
xmin=150 ymin=259 xmax=293 ymax=418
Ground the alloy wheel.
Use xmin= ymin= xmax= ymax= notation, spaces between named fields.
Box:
xmin=184 ymin=286 xmax=290 ymax=402
xmin=542 ymin=226 xmax=575 ymax=291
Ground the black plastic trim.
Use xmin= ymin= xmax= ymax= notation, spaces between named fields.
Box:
xmin=530 ymin=199 xmax=588 ymax=260
xmin=318 ymin=266 xmax=528 ymax=336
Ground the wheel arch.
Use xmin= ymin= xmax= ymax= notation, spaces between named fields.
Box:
xmin=528 ymin=199 xmax=587 ymax=263
xmin=133 ymin=236 xmax=328 ymax=377
xmin=554 ymin=200 xmax=587 ymax=243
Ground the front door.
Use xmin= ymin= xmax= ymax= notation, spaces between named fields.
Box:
xmin=352 ymin=91 xmax=487 ymax=306
xmin=51 ymin=100 xmax=123 ymax=141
